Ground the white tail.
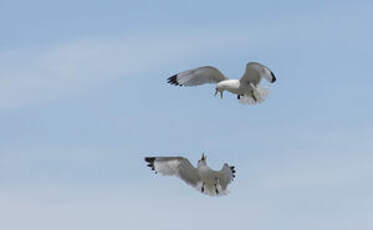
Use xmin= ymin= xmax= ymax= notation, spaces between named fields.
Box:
xmin=239 ymin=84 xmax=270 ymax=105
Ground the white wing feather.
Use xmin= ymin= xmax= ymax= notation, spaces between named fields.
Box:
xmin=145 ymin=157 xmax=200 ymax=187
xmin=240 ymin=62 xmax=276 ymax=85
xmin=217 ymin=164 xmax=235 ymax=191
xmin=167 ymin=66 xmax=227 ymax=87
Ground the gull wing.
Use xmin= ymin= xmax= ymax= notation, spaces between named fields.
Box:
xmin=217 ymin=164 xmax=236 ymax=191
xmin=167 ymin=66 xmax=227 ymax=87
xmin=145 ymin=156 xmax=201 ymax=187
xmin=240 ymin=62 xmax=276 ymax=86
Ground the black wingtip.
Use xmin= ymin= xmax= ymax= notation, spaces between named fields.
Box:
xmin=144 ymin=157 xmax=156 ymax=171
xmin=167 ymin=74 xmax=182 ymax=86
xmin=145 ymin=157 xmax=155 ymax=163
xmin=270 ymin=71 xmax=276 ymax=83
xmin=230 ymin=166 xmax=236 ymax=179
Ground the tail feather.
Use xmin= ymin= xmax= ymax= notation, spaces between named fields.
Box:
xmin=195 ymin=183 xmax=229 ymax=196
xmin=239 ymin=86 xmax=270 ymax=105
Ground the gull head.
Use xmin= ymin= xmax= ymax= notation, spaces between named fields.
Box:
xmin=197 ymin=153 xmax=207 ymax=167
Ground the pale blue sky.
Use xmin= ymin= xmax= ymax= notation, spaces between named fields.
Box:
xmin=1 ymin=1 xmax=372 ymax=229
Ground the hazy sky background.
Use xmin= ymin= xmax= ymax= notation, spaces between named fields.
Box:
xmin=1 ymin=1 xmax=372 ymax=229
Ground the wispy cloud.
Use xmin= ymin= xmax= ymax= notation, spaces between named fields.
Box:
xmin=1 ymin=3 xmax=371 ymax=111
xmin=0 ymin=38 xmax=160 ymax=108
xmin=0 ymin=9 xmax=322 ymax=109
xmin=0 ymin=34 xmax=244 ymax=109
xmin=1 ymin=1 xmax=369 ymax=109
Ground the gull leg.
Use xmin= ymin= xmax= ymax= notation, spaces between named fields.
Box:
xmin=220 ymin=91 xmax=223 ymax=99
xmin=215 ymin=177 xmax=220 ymax=194
xmin=214 ymin=89 xmax=218 ymax=97
xmin=249 ymin=83 xmax=258 ymax=103
xmin=252 ymin=92 xmax=257 ymax=103
xmin=250 ymin=83 xmax=258 ymax=103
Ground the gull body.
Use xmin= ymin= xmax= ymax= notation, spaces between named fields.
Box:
xmin=145 ymin=154 xmax=235 ymax=196
xmin=216 ymin=79 xmax=241 ymax=97
xmin=167 ymin=62 xmax=277 ymax=104
xmin=197 ymin=159 xmax=221 ymax=193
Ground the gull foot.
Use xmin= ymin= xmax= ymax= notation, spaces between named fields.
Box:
xmin=201 ymin=183 xmax=205 ymax=193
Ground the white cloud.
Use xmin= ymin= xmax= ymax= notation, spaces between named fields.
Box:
xmin=0 ymin=2 xmax=368 ymax=109
xmin=0 ymin=12 xmax=313 ymax=110
xmin=0 ymin=34 xmax=242 ymax=109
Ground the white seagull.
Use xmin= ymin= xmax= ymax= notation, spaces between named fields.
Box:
xmin=167 ymin=62 xmax=276 ymax=104
xmin=145 ymin=154 xmax=235 ymax=196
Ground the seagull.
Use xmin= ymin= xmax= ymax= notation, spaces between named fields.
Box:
xmin=167 ymin=62 xmax=276 ymax=105
xmin=144 ymin=154 xmax=235 ymax=196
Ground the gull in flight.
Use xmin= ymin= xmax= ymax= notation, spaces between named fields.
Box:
xmin=145 ymin=154 xmax=235 ymax=196
xmin=167 ymin=62 xmax=276 ymax=105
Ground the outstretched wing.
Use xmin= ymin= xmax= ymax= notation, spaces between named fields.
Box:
xmin=145 ymin=157 xmax=201 ymax=187
xmin=240 ymin=62 xmax=276 ymax=86
xmin=217 ymin=164 xmax=236 ymax=191
xmin=167 ymin=66 xmax=227 ymax=87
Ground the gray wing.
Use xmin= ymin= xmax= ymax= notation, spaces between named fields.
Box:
xmin=145 ymin=157 xmax=200 ymax=187
xmin=240 ymin=62 xmax=276 ymax=86
xmin=217 ymin=164 xmax=236 ymax=191
xmin=167 ymin=66 xmax=227 ymax=87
